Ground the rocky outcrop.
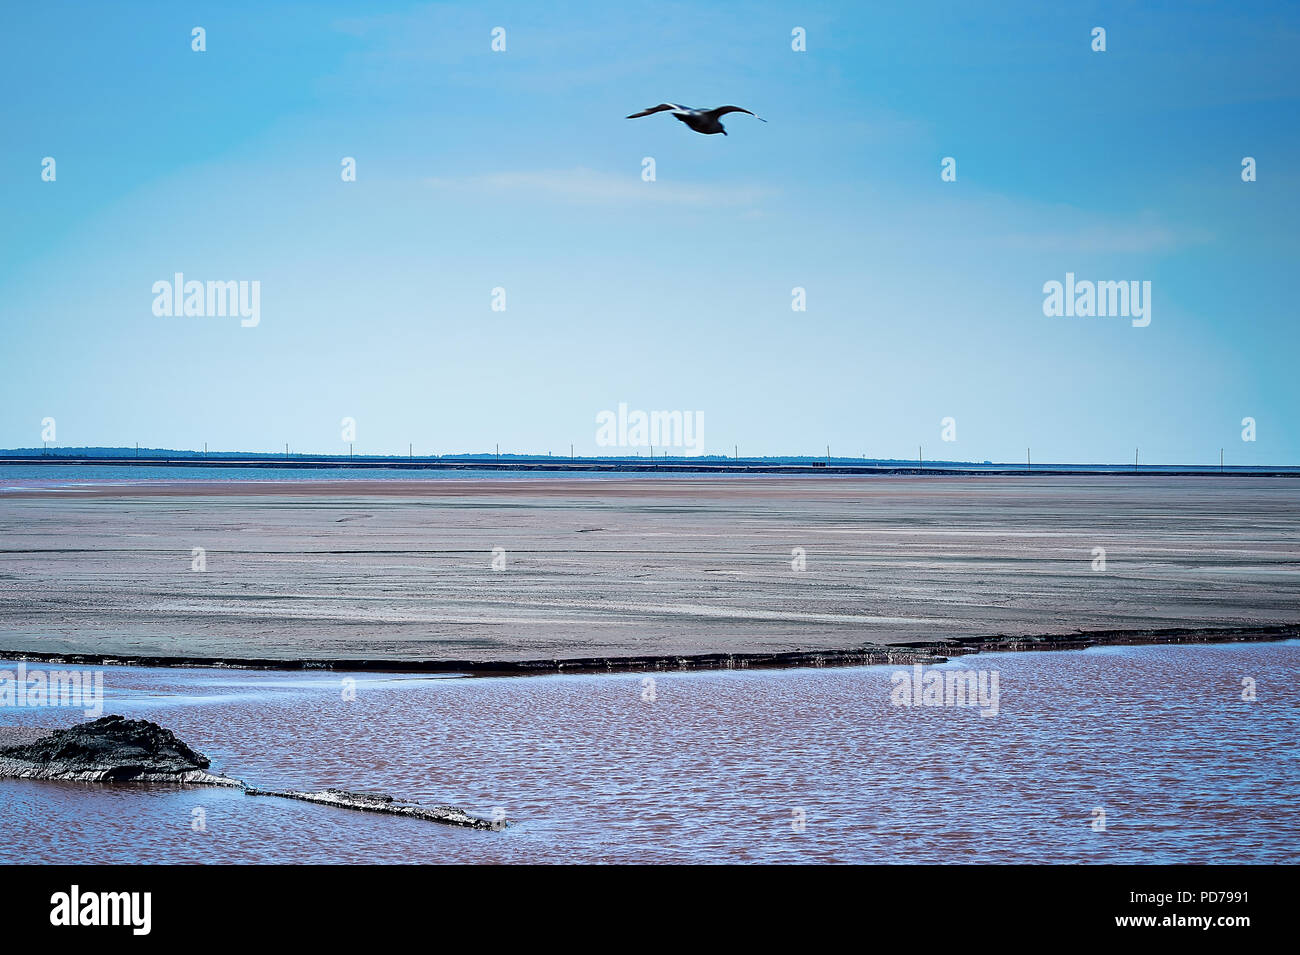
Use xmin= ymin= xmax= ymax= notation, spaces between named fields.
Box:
xmin=0 ymin=715 xmax=241 ymax=785
xmin=0 ymin=716 xmax=501 ymax=829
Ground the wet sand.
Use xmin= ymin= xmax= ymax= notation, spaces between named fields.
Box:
xmin=1 ymin=475 xmax=1297 ymax=665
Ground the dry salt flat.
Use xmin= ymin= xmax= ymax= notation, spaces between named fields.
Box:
xmin=0 ymin=475 xmax=1296 ymax=665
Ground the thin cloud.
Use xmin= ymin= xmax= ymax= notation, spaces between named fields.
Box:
xmin=425 ymin=167 xmax=773 ymax=207
xmin=926 ymin=193 xmax=1217 ymax=255
xmin=998 ymin=221 xmax=1214 ymax=254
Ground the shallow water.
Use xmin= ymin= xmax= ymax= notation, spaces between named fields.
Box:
xmin=3 ymin=463 xmax=1295 ymax=492
xmin=0 ymin=465 xmax=683 ymax=488
xmin=1 ymin=642 xmax=1296 ymax=863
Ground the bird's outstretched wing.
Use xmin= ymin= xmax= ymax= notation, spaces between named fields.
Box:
xmin=626 ymin=103 xmax=685 ymax=119
xmin=705 ymin=105 xmax=767 ymax=122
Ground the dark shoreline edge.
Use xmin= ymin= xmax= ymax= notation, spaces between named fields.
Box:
xmin=2 ymin=624 xmax=1296 ymax=677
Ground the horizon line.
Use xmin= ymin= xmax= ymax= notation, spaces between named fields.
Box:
xmin=2 ymin=448 xmax=1296 ymax=474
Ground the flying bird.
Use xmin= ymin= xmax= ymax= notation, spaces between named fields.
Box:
xmin=625 ymin=103 xmax=766 ymax=136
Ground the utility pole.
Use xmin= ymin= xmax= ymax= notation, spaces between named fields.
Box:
xmin=826 ymin=444 xmax=830 ymax=464
xmin=1135 ymin=447 xmax=1139 ymax=472
xmin=285 ymin=443 xmax=289 ymax=458
xmin=496 ymin=443 xmax=500 ymax=462
xmin=409 ymin=443 xmax=412 ymax=459
xmin=1220 ymin=448 xmax=1224 ymax=472
xmin=1027 ymin=447 xmax=1031 ymax=471
xmin=918 ymin=445 xmax=922 ymax=471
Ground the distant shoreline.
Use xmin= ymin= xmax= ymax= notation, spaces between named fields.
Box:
xmin=2 ymin=454 xmax=1298 ymax=477
xmin=2 ymin=625 xmax=1295 ymax=677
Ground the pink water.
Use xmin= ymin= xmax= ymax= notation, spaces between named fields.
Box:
xmin=1 ymin=642 xmax=1296 ymax=863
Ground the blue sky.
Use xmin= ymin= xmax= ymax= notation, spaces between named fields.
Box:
xmin=1 ymin=1 xmax=1296 ymax=463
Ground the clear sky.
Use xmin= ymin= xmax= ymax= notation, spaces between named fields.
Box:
xmin=1 ymin=1 xmax=1296 ymax=463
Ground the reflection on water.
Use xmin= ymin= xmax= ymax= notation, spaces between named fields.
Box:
xmin=1 ymin=642 xmax=1296 ymax=863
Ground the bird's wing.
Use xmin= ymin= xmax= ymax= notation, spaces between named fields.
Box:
xmin=626 ymin=103 xmax=685 ymax=119
xmin=704 ymin=106 xmax=767 ymax=122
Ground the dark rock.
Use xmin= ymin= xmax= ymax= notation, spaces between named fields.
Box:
xmin=0 ymin=715 xmax=238 ymax=784
xmin=0 ymin=716 xmax=502 ymax=829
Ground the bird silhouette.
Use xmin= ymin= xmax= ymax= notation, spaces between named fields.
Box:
xmin=625 ymin=103 xmax=766 ymax=136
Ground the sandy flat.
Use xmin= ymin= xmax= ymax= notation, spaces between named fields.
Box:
xmin=0 ymin=475 xmax=1297 ymax=663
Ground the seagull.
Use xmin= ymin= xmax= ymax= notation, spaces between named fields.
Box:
xmin=625 ymin=103 xmax=767 ymax=136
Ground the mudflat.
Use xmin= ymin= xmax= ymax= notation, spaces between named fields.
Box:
xmin=0 ymin=475 xmax=1297 ymax=664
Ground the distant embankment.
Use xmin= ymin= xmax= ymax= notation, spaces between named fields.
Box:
xmin=1 ymin=454 xmax=1297 ymax=477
